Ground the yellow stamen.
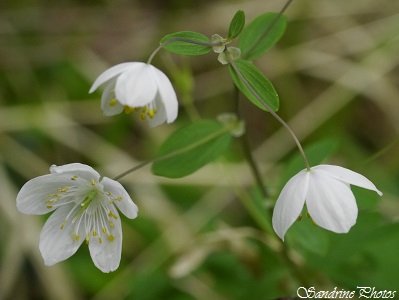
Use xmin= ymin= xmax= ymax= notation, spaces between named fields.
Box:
xmin=99 ymin=238 xmax=103 ymax=244
xmin=93 ymin=231 xmax=97 ymax=236
xmin=107 ymin=235 xmax=115 ymax=242
xmin=109 ymin=99 xmax=118 ymax=107
xmin=108 ymin=211 xmax=118 ymax=219
xmin=102 ymin=228 xmax=107 ymax=233
xmin=148 ymin=109 xmax=155 ymax=119
xmin=47 ymin=205 xmax=53 ymax=209
xmin=57 ymin=186 xmax=69 ymax=193
xmin=74 ymin=235 xmax=80 ymax=241
xmin=124 ymin=106 xmax=136 ymax=114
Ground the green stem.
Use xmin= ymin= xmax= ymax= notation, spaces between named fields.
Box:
xmin=147 ymin=37 xmax=219 ymax=64
xmin=233 ymin=86 xmax=269 ymax=201
xmin=113 ymin=127 xmax=230 ymax=181
xmin=228 ymin=56 xmax=311 ymax=171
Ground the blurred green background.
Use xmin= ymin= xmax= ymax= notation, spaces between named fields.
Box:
xmin=1 ymin=0 xmax=399 ymax=299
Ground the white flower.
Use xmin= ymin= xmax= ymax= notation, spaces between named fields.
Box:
xmin=272 ymin=165 xmax=382 ymax=241
xmin=89 ymin=62 xmax=178 ymax=127
xmin=16 ymin=163 xmax=138 ymax=273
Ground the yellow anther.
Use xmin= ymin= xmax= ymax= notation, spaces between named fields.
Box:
xmin=109 ymin=221 xmax=115 ymax=228
xmin=91 ymin=179 xmax=96 ymax=186
xmin=71 ymin=175 xmax=78 ymax=181
xmin=57 ymin=186 xmax=69 ymax=193
xmin=140 ymin=112 xmax=146 ymax=120
xmin=74 ymin=235 xmax=80 ymax=241
xmin=123 ymin=106 xmax=136 ymax=114
xmin=148 ymin=109 xmax=155 ymax=119
xmin=114 ymin=196 xmax=123 ymax=202
xmin=93 ymin=231 xmax=97 ymax=236
xmin=107 ymin=235 xmax=115 ymax=242
xmin=102 ymin=228 xmax=107 ymax=233
xmin=99 ymin=238 xmax=103 ymax=244
xmin=297 ymin=215 xmax=302 ymax=222
xmin=60 ymin=222 xmax=65 ymax=230
xmin=108 ymin=211 xmax=118 ymax=219
xmin=47 ymin=205 xmax=53 ymax=209
xmin=109 ymin=99 xmax=118 ymax=107
xmin=107 ymin=191 xmax=111 ymax=196
xmin=86 ymin=234 xmax=90 ymax=244
xmin=142 ymin=106 xmax=147 ymax=113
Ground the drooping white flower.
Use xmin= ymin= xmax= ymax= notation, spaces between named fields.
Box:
xmin=272 ymin=164 xmax=382 ymax=241
xmin=16 ymin=163 xmax=138 ymax=273
xmin=89 ymin=62 xmax=178 ymax=127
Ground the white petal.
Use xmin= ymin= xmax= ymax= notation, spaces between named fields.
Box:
xmin=16 ymin=174 xmax=73 ymax=215
xmin=50 ymin=163 xmax=100 ymax=182
xmin=306 ymin=171 xmax=358 ymax=234
xmin=313 ymin=165 xmax=382 ymax=196
xmin=149 ymin=65 xmax=178 ymax=123
xmin=101 ymin=177 xmax=138 ymax=219
xmin=115 ymin=63 xmax=157 ymax=107
xmin=89 ymin=62 xmax=137 ymax=93
xmin=39 ymin=204 xmax=85 ymax=266
xmin=272 ymin=170 xmax=309 ymax=241
xmin=88 ymin=207 xmax=122 ymax=273
xmin=101 ymin=80 xmax=124 ymax=116
xmin=147 ymin=94 xmax=167 ymax=127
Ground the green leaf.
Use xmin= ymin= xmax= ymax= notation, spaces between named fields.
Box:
xmin=228 ymin=10 xmax=245 ymax=39
xmin=229 ymin=59 xmax=279 ymax=111
xmin=160 ymin=31 xmax=212 ymax=56
xmin=239 ymin=12 xmax=287 ymax=61
xmin=152 ymin=120 xmax=232 ymax=178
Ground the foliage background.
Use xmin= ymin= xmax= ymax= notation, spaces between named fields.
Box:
xmin=1 ymin=0 xmax=399 ymax=299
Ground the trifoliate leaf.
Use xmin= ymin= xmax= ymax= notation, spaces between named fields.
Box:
xmin=228 ymin=10 xmax=246 ymax=39
xmin=152 ymin=120 xmax=232 ymax=178
xmin=229 ymin=59 xmax=279 ymax=112
xmin=160 ymin=31 xmax=212 ymax=56
xmin=239 ymin=12 xmax=287 ymax=61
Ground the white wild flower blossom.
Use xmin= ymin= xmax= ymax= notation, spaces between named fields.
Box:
xmin=16 ymin=163 xmax=138 ymax=273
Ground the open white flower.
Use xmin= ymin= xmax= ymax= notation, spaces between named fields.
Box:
xmin=272 ymin=164 xmax=382 ymax=241
xmin=16 ymin=163 xmax=138 ymax=273
xmin=89 ymin=62 xmax=178 ymax=127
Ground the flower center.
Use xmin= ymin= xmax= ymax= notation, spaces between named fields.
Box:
xmin=122 ymin=103 xmax=157 ymax=120
xmin=47 ymin=176 xmax=120 ymax=244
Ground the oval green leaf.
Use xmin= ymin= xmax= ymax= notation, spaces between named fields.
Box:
xmin=239 ymin=12 xmax=287 ymax=61
xmin=152 ymin=120 xmax=232 ymax=178
xmin=228 ymin=10 xmax=245 ymax=39
xmin=229 ymin=59 xmax=279 ymax=112
xmin=160 ymin=31 xmax=212 ymax=56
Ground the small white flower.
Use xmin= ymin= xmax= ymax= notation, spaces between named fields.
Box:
xmin=272 ymin=164 xmax=382 ymax=241
xmin=89 ymin=62 xmax=178 ymax=127
xmin=16 ymin=163 xmax=138 ymax=273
